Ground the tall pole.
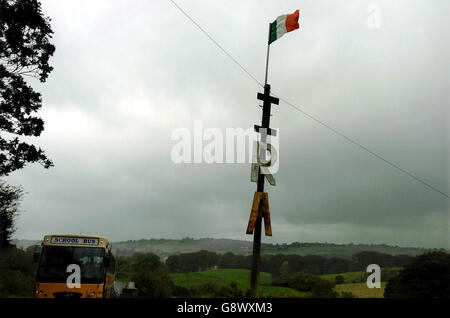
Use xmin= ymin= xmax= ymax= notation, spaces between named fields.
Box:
xmin=250 ymin=24 xmax=272 ymax=298
xmin=264 ymin=23 xmax=271 ymax=85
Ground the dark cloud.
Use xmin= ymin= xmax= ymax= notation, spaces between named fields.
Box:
xmin=5 ymin=0 xmax=449 ymax=248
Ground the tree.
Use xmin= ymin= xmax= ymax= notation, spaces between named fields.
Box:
xmin=279 ymin=260 xmax=290 ymax=279
xmin=340 ymin=291 xmax=356 ymax=298
xmin=310 ymin=279 xmax=338 ymax=298
xmin=0 ymin=247 xmax=36 ymax=297
xmin=352 ymin=251 xmax=396 ymax=269
xmin=335 ymin=274 xmax=345 ymax=285
xmin=166 ymin=250 xmax=220 ymax=273
xmin=273 ymin=271 xmax=338 ymax=298
xmin=0 ymin=181 xmax=23 ymax=247
xmin=131 ymin=268 xmax=173 ymax=298
xmin=0 ymin=0 xmax=55 ymax=176
xmin=165 ymin=254 xmax=182 ymax=273
xmin=218 ymin=282 xmax=243 ymax=298
xmin=384 ymin=252 xmax=450 ymax=298
xmin=117 ymin=253 xmax=174 ymax=298
xmin=218 ymin=252 xmax=235 ymax=269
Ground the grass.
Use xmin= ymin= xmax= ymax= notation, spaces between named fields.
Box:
xmin=170 ymin=269 xmax=307 ymax=297
xmin=171 ymin=268 xmax=392 ymax=298
xmin=335 ymin=282 xmax=386 ymax=298
xmin=320 ymin=268 xmax=402 ymax=297
xmin=320 ymin=271 xmax=367 ymax=284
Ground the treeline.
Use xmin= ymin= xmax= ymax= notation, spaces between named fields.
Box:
xmin=166 ymin=250 xmax=413 ymax=277
xmin=272 ymin=272 xmax=340 ymax=298
xmin=0 ymin=246 xmax=37 ymax=297
xmin=116 ymin=253 xmax=173 ymax=297
xmin=165 ymin=250 xmax=221 ymax=273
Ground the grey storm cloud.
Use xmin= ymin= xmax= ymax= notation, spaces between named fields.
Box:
xmin=5 ymin=0 xmax=449 ymax=248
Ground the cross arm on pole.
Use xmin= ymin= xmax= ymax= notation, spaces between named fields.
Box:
xmin=254 ymin=125 xmax=277 ymax=137
xmin=257 ymin=92 xmax=279 ymax=105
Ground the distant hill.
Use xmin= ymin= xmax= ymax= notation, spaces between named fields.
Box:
xmin=111 ymin=238 xmax=442 ymax=259
xmin=12 ymin=237 xmax=443 ymax=259
xmin=113 ymin=238 xmax=252 ymax=258
xmin=10 ymin=239 xmax=41 ymax=250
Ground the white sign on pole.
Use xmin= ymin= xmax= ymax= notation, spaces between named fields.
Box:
xmin=250 ymin=141 xmax=276 ymax=186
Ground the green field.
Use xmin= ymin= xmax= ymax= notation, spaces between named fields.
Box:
xmin=320 ymin=272 xmax=389 ymax=297
xmin=320 ymin=271 xmax=367 ymax=284
xmin=171 ymin=269 xmax=392 ymax=298
xmin=335 ymin=283 xmax=386 ymax=298
xmin=170 ymin=269 xmax=308 ymax=297
xmin=320 ymin=268 xmax=403 ymax=297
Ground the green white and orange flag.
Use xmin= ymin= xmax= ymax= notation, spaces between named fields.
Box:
xmin=269 ymin=10 xmax=300 ymax=44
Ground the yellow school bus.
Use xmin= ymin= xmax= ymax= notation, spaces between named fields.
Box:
xmin=34 ymin=234 xmax=116 ymax=298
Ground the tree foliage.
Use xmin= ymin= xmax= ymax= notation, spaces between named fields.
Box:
xmin=0 ymin=180 xmax=23 ymax=247
xmin=0 ymin=0 xmax=55 ymax=176
xmin=173 ymin=281 xmax=244 ymax=298
xmin=384 ymin=252 xmax=450 ymax=298
xmin=272 ymin=271 xmax=338 ymax=298
xmin=166 ymin=250 xmax=220 ymax=273
xmin=0 ymin=247 xmax=36 ymax=297
xmin=116 ymin=253 xmax=174 ymax=298
xmin=335 ymin=274 xmax=345 ymax=285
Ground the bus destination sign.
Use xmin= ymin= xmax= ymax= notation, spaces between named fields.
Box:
xmin=51 ymin=237 xmax=99 ymax=245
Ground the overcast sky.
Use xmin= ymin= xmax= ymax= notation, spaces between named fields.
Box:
xmin=6 ymin=0 xmax=449 ymax=248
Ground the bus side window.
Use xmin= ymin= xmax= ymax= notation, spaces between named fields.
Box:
xmin=111 ymin=256 xmax=116 ymax=274
xmin=107 ymin=255 xmax=115 ymax=274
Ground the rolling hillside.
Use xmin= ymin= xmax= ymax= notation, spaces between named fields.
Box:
xmin=112 ymin=238 xmax=436 ymax=258
xmin=12 ymin=237 xmax=441 ymax=259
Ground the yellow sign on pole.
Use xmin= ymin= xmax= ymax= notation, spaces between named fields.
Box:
xmin=246 ymin=192 xmax=272 ymax=236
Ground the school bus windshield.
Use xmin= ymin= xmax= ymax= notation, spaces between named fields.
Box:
xmin=37 ymin=246 xmax=105 ymax=284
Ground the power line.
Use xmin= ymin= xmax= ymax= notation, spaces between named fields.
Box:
xmin=169 ymin=0 xmax=263 ymax=88
xmin=169 ymin=0 xmax=449 ymax=199
xmin=273 ymin=94 xmax=449 ymax=199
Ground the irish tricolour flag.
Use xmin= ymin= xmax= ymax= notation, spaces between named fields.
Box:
xmin=269 ymin=10 xmax=300 ymax=44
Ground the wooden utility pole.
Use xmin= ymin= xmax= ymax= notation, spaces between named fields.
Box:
xmin=247 ymin=8 xmax=299 ymax=297
xmin=247 ymin=24 xmax=279 ymax=297
xmin=248 ymin=84 xmax=278 ymax=297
